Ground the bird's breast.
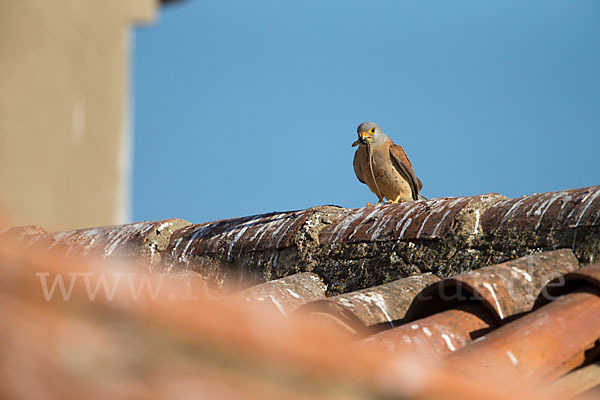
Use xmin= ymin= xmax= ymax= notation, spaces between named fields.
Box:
xmin=359 ymin=144 xmax=413 ymax=201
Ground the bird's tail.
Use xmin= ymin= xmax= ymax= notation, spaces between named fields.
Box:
xmin=417 ymin=193 xmax=428 ymax=201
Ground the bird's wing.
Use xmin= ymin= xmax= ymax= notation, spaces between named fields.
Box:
xmin=353 ymin=151 xmax=366 ymax=185
xmin=389 ymin=143 xmax=423 ymax=200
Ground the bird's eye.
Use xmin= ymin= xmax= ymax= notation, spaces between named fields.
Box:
xmin=369 ymin=128 xmax=375 ymax=133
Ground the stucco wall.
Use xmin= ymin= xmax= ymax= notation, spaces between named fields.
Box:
xmin=0 ymin=0 xmax=156 ymax=230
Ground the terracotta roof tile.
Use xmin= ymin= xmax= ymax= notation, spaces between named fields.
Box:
xmin=319 ymin=193 xmax=504 ymax=243
xmin=164 ymin=206 xmax=345 ymax=288
xmin=296 ymin=273 xmax=440 ymax=335
xmin=158 ymin=186 xmax=598 ymax=294
xmin=442 ymin=287 xmax=600 ymax=387
xmin=405 ymin=249 xmax=578 ymax=322
xmin=229 ymin=272 xmax=327 ymax=316
xmin=357 ymin=250 xmax=580 ymax=361
xmin=28 ymin=219 xmax=191 ymax=267
xmin=363 ymin=304 xmax=494 ymax=359
xmin=168 ymin=212 xmax=307 ymax=257
xmin=483 ymin=186 xmax=600 ymax=233
xmin=3 ymin=185 xmax=600 ymax=398
xmin=482 ymin=185 xmax=600 ymax=264
xmin=550 ymin=361 xmax=600 ymax=398
xmin=0 ymin=243 xmax=538 ymax=400
xmin=423 ymin=265 xmax=600 ymax=389
xmin=0 ymin=225 xmax=46 ymax=240
xmin=534 ymin=263 xmax=600 ymax=308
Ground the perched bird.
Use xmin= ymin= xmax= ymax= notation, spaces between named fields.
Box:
xmin=352 ymin=122 xmax=425 ymax=205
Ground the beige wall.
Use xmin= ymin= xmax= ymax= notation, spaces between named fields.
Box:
xmin=0 ymin=0 xmax=157 ymax=231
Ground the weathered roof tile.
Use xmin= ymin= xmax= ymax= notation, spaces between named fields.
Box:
xmin=3 ymin=185 xmax=600 ymax=398
xmin=534 ymin=263 xmax=600 ymax=308
xmin=163 ymin=206 xmax=345 ymax=289
xmin=483 ymin=186 xmax=600 ymax=233
xmin=363 ymin=304 xmax=494 ymax=359
xmin=442 ymin=287 xmax=600 ymax=387
xmin=0 ymin=225 xmax=46 ymax=241
xmin=297 ymin=273 xmax=440 ymax=335
xmin=230 ymin=272 xmax=327 ymax=317
xmin=319 ymin=194 xmax=504 ymax=244
xmin=30 ymin=219 xmax=191 ymax=266
xmin=352 ymin=251 xmax=579 ymax=363
xmin=405 ymin=249 xmax=578 ymax=322
xmin=482 ymin=186 xmax=600 ymax=264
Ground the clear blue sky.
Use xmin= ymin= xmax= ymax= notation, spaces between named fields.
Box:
xmin=133 ymin=0 xmax=599 ymax=224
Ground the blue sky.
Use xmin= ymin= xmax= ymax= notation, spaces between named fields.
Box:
xmin=133 ymin=0 xmax=599 ymax=224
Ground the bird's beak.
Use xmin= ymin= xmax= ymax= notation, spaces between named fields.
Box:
xmin=352 ymin=131 xmax=372 ymax=147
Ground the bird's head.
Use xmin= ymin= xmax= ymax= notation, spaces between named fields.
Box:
xmin=352 ymin=122 xmax=385 ymax=147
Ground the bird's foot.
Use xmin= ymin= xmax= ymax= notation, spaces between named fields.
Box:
xmin=386 ymin=195 xmax=402 ymax=204
xmin=366 ymin=200 xmax=384 ymax=207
